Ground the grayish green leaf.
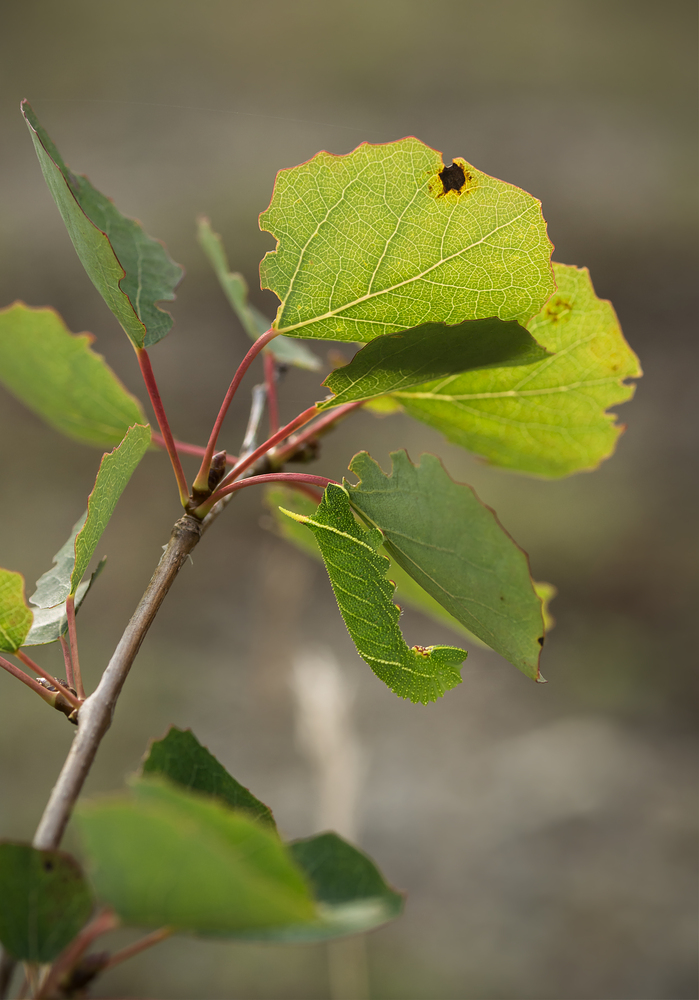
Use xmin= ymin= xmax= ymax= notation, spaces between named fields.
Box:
xmin=0 ymin=842 xmax=93 ymax=962
xmin=24 ymin=559 xmax=106 ymax=647
xmin=346 ymin=451 xmax=545 ymax=679
xmin=22 ymin=102 xmax=182 ymax=349
xmin=197 ymin=217 xmax=320 ymax=370
xmin=260 ymin=138 xmax=554 ymax=341
xmin=318 ymin=317 xmax=548 ymax=410
xmin=281 ymin=484 xmax=467 ymax=704
xmin=141 ymin=727 xmax=276 ymax=830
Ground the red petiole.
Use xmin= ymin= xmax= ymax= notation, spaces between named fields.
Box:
xmin=137 ymin=348 xmax=189 ymax=507
xmin=193 ymin=473 xmax=334 ymax=514
xmin=14 ymin=651 xmax=82 ymax=709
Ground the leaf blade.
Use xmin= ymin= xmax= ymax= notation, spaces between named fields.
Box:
xmin=346 ymin=451 xmax=545 ymax=679
xmin=22 ymin=103 xmax=183 ymax=349
xmin=260 ymin=138 xmax=554 ymax=341
xmin=318 ymin=317 xmax=549 ymax=410
xmin=281 ymin=484 xmax=467 ymax=704
xmin=0 ymin=570 xmax=33 ymax=653
xmin=395 ymin=263 xmax=642 ymax=476
xmin=0 ymin=842 xmax=93 ymax=962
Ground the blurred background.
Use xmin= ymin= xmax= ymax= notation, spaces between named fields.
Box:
xmin=0 ymin=2 xmax=696 ymax=997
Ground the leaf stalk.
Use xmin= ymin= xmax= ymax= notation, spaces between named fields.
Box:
xmin=136 ymin=348 xmax=189 ymax=507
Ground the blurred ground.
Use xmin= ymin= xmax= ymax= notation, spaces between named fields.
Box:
xmin=0 ymin=2 xmax=696 ymax=998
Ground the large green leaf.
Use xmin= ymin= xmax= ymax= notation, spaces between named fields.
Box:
xmin=395 ymin=263 xmax=642 ymax=476
xmin=259 ymin=138 xmax=554 ymax=341
xmin=318 ymin=318 xmax=548 ymax=410
xmin=141 ymin=727 xmax=276 ymax=830
xmin=0 ymin=303 xmax=146 ymax=447
xmin=0 ymin=569 xmax=33 ymax=653
xmin=238 ymin=833 xmax=403 ymax=942
xmin=77 ymin=778 xmax=315 ymax=935
xmin=346 ymin=452 xmax=545 ymax=680
xmin=197 ymin=217 xmax=320 ymax=371
xmin=281 ymin=484 xmax=467 ymax=704
xmin=0 ymin=842 xmax=93 ymax=962
xmin=22 ymin=103 xmax=182 ymax=349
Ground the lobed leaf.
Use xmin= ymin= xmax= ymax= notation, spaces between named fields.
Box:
xmin=197 ymin=217 xmax=320 ymax=370
xmin=346 ymin=451 xmax=545 ymax=679
xmin=77 ymin=778 xmax=315 ymax=935
xmin=141 ymin=727 xmax=276 ymax=830
xmin=318 ymin=317 xmax=549 ymax=410
xmin=281 ymin=484 xmax=467 ymax=704
xmin=0 ymin=842 xmax=93 ymax=962
xmin=0 ymin=569 xmax=33 ymax=653
xmin=260 ymin=137 xmax=555 ymax=342
xmin=22 ymin=102 xmax=183 ymax=349
xmin=395 ymin=263 xmax=642 ymax=476
xmin=0 ymin=303 xmax=147 ymax=447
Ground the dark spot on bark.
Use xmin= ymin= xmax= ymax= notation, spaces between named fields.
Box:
xmin=439 ymin=162 xmax=466 ymax=194
xmin=538 ymin=636 xmax=545 ymax=646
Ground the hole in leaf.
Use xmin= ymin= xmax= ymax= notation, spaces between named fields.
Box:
xmin=537 ymin=636 xmax=545 ymax=646
xmin=439 ymin=163 xmax=466 ymax=194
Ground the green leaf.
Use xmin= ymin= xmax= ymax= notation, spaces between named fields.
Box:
xmin=197 ymin=217 xmax=320 ymax=371
xmin=141 ymin=727 xmax=276 ymax=830
xmin=29 ymin=515 xmax=87 ymax=610
xmin=237 ymin=833 xmax=403 ymax=942
xmin=260 ymin=138 xmax=554 ymax=342
xmin=394 ymin=263 xmax=642 ymax=476
xmin=0 ymin=570 xmax=33 ymax=653
xmin=266 ymin=486 xmax=555 ymax=650
xmin=281 ymin=484 xmax=467 ymax=704
xmin=22 ymin=102 xmax=182 ymax=349
xmin=0 ymin=303 xmax=147 ymax=447
xmin=24 ymin=558 xmax=106 ymax=647
xmin=77 ymin=778 xmax=315 ymax=935
xmin=346 ymin=451 xmax=545 ymax=679
xmin=0 ymin=842 xmax=93 ymax=962
xmin=318 ymin=318 xmax=549 ymax=410
xmin=71 ymin=425 xmax=150 ymax=594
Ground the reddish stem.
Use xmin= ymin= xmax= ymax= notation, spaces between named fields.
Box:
xmin=0 ymin=655 xmax=60 ymax=706
xmin=15 ymin=651 xmax=81 ymax=709
xmin=193 ymin=473 xmax=334 ymax=514
xmin=59 ymin=636 xmax=74 ymax=690
xmin=137 ymin=348 xmax=189 ymax=507
xmin=263 ymin=350 xmax=280 ymax=435
xmin=101 ymin=927 xmax=173 ymax=973
xmin=214 ymin=405 xmax=318 ymax=496
xmin=65 ymin=596 xmax=84 ymax=700
xmin=37 ymin=909 xmax=119 ymax=1000
xmin=152 ymin=431 xmax=238 ymax=466
xmin=192 ymin=328 xmax=279 ymax=493
xmin=273 ymin=399 xmax=366 ymax=464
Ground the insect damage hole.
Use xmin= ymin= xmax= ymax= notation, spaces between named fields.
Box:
xmin=439 ymin=162 xmax=466 ymax=194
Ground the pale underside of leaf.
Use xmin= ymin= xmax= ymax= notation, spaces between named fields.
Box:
xmin=0 ymin=303 xmax=147 ymax=447
xmin=260 ymin=137 xmax=555 ymax=342
xmin=22 ymin=102 xmax=182 ymax=349
xmin=282 ymin=484 xmax=467 ymax=704
xmin=394 ymin=263 xmax=642 ymax=477
xmin=197 ymin=217 xmax=320 ymax=371
xmin=345 ymin=451 xmax=545 ymax=679
xmin=24 ymin=559 xmax=106 ymax=647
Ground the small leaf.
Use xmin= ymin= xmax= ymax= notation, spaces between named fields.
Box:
xmin=22 ymin=103 xmax=183 ymax=349
xmin=24 ymin=559 xmax=106 ymax=647
xmin=318 ymin=317 xmax=549 ymax=410
xmin=0 ymin=842 xmax=93 ymax=962
xmin=260 ymin=138 xmax=554 ymax=341
xmin=0 ymin=303 xmax=147 ymax=447
xmin=346 ymin=452 xmax=545 ymax=679
xmin=237 ymin=833 xmax=403 ymax=942
xmin=281 ymin=484 xmax=467 ymax=704
xmin=71 ymin=425 xmax=151 ymax=595
xmin=0 ymin=570 xmax=33 ymax=653
xmin=77 ymin=779 xmax=315 ymax=935
xmin=395 ymin=263 xmax=642 ymax=476
xmin=142 ymin=727 xmax=276 ymax=830
xmin=197 ymin=217 xmax=320 ymax=371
